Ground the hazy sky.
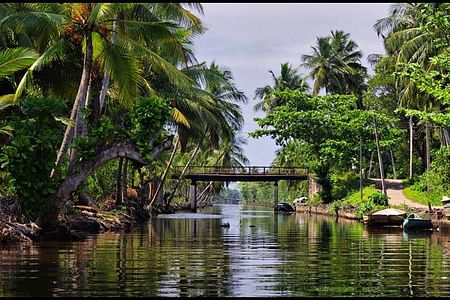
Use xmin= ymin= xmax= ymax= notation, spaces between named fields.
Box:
xmin=193 ymin=3 xmax=393 ymax=166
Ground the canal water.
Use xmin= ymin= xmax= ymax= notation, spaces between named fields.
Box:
xmin=1 ymin=204 xmax=450 ymax=297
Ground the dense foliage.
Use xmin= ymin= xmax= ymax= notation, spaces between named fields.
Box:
xmin=251 ymin=91 xmax=401 ymax=203
xmin=0 ymin=97 xmax=66 ymax=220
xmin=2 ymin=3 xmax=450 ymax=229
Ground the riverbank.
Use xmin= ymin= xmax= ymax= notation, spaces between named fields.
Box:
xmin=0 ymin=195 xmax=216 ymax=244
xmin=0 ymin=193 xmax=156 ymax=244
xmin=295 ymin=204 xmax=359 ymax=220
xmin=295 ymin=203 xmax=450 ymax=233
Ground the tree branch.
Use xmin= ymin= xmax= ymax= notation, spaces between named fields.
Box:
xmin=56 ymin=136 xmax=173 ymax=206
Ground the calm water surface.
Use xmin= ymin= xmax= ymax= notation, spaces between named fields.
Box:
xmin=1 ymin=204 xmax=450 ymax=297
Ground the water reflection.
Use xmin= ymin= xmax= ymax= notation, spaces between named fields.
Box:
xmin=1 ymin=204 xmax=450 ymax=297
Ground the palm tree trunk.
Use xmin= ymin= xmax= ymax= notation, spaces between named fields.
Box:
xmin=81 ymin=76 xmax=93 ymax=137
xmin=116 ymin=157 xmax=123 ymax=205
xmin=373 ymin=114 xmax=386 ymax=196
xmin=368 ymin=152 xmax=374 ymax=177
xmin=148 ymin=136 xmax=179 ymax=207
xmin=390 ymin=149 xmax=397 ymax=179
xmin=425 ymin=122 xmax=430 ymax=172
xmin=443 ymin=127 xmax=450 ymax=147
xmin=98 ymin=21 xmax=117 ymax=113
xmin=409 ymin=117 xmax=413 ymax=179
xmin=359 ymin=135 xmax=363 ymax=201
xmin=162 ymin=141 xmax=202 ymax=208
xmin=51 ymin=30 xmax=94 ymax=177
xmin=197 ymin=181 xmax=213 ymax=204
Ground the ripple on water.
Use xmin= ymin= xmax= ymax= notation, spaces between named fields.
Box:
xmin=157 ymin=213 xmax=222 ymax=219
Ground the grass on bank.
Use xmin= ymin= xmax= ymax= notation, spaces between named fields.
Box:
xmin=403 ymin=187 xmax=443 ymax=207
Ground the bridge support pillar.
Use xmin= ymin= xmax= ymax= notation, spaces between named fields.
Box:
xmin=274 ymin=181 xmax=278 ymax=211
xmin=190 ymin=181 xmax=197 ymax=212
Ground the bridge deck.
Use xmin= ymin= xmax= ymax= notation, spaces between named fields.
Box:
xmin=171 ymin=166 xmax=308 ymax=182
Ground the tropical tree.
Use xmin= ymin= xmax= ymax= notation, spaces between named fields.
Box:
xmin=254 ymin=62 xmax=309 ymax=112
xmin=373 ymin=3 xmax=450 ymax=171
xmin=0 ymin=3 xmax=208 ymax=227
xmin=159 ymin=62 xmax=248 ymax=209
xmin=301 ymin=30 xmax=367 ymax=106
xmin=251 ymin=90 xmax=401 ymax=203
xmin=0 ymin=3 xmax=204 ymax=177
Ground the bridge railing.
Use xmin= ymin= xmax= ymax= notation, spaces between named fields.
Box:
xmin=172 ymin=166 xmax=308 ymax=176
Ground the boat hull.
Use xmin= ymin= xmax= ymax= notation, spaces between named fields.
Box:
xmin=403 ymin=218 xmax=433 ymax=230
xmin=363 ymin=214 xmax=405 ymax=226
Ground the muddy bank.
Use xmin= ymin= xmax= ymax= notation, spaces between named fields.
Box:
xmin=0 ymin=194 xmax=152 ymax=244
xmin=0 ymin=194 xmax=214 ymax=245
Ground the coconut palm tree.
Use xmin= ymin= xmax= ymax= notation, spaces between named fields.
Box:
xmin=301 ymin=30 xmax=367 ymax=98
xmin=0 ymin=3 xmax=205 ymax=177
xmin=373 ymin=3 xmax=449 ymax=106
xmin=373 ymin=3 xmax=450 ymax=171
xmin=254 ymin=62 xmax=309 ymax=112
xmin=160 ymin=62 xmax=247 ymax=208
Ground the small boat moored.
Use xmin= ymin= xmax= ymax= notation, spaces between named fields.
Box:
xmin=402 ymin=214 xmax=433 ymax=231
xmin=276 ymin=202 xmax=295 ymax=214
xmin=363 ymin=208 xmax=406 ymax=227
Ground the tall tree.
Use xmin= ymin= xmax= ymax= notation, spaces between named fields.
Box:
xmin=301 ymin=30 xmax=367 ymax=102
xmin=254 ymin=62 xmax=309 ymax=112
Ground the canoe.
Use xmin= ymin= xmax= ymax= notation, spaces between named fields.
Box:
xmin=403 ymin=214 xmax=433 ymax=231
xmin=363 ymin=208 xmax=406 ymax=226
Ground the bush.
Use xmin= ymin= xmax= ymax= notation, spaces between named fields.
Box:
xmin=343 ymin=186 xmax=388 ymax=219
xmin=331 ymin=171 xmax=360 ymax=200
xmin=308 ymin=193 xmax=323 ymax=206
xmin=368 ymin=191 xmax=389 ymax=206
xmin=328 ymin=200 xmax=342 ymax=215
xmin=402 ymin=146 xmax=450 ymax=206
xmin=127 ymin=96 xmax=172 ymax=160
xmin=355 ymin=200 xmax=376 ymax=219
xmin=0 ymin=96 xmax=66 ymax=221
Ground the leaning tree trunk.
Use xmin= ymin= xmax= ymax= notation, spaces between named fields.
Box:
xmin=115 ymin=157 xmax=124 ymax=206
xmin=409 ymin=116 xmax=414 ymax=179
xmin=159 ymin=141 xmax=202 ymax=209
xmin=51 ymin=30 xmax=94 ymax=178
xmin=98 ymin=21 xmax=117 ymax=114
xmin=196 ymin=181 xmax=213 ymax=205
xmin=149 ymin=135 xmax=180 ymax=207
xmin=389 ymin=149 xmax=397 ymax=180
xmin=56 ymin=137 xmax=173 ymax=208
xmin=368 ymin=152 xmax=374 ymax=178
xmin=425 ymin=122 xmax=431 ymax=172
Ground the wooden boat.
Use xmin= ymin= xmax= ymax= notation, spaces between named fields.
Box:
xmin=402 ymin=214 xmax=433 ymax=231
xmin=363 ymin=208 xmax=406 ymax=226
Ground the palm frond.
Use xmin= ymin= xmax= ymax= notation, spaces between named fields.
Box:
xmin=0 ymin=47 xmax=38 ymax=78
xmin=14 ymin=38 xmax=74 ymax=101
xmin=100 ymin=37 xmax=144 ymax=107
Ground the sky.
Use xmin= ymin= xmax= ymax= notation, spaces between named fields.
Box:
xmin=192 ymin=3 xmax=393 ymax=166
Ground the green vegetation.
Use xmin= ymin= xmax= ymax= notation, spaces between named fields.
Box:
xmin=247 ymin=4 xmax=450 ymax=214
xmin=0 ymin=3 xmax=249 ymax=229
xmin=238 ymin=180 xmax=307 ymax=206
xmin=1 ymin=3 xmax=450 ymax=232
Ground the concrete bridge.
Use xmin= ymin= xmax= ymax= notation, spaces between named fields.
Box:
xmin=171 ymin=166 xmax=310 ymax=212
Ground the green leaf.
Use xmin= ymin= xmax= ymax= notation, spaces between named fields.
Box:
xmin=0 ymin=47 xmax=38 ymax=78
